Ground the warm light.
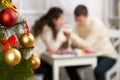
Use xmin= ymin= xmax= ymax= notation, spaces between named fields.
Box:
xmin=8 ymin=53 xmax=15 ymax=61
xmin=3 ymin=14 xmax=10 ymax=21
xmin=23 ymin=36 xmax=29 ymax=43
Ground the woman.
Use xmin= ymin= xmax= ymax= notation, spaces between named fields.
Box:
xmin=32 ymin=7 xmax=68 ymax=80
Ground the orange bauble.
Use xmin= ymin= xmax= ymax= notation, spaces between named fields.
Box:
xmin=0 ymin=8 xmax=17 ymax=27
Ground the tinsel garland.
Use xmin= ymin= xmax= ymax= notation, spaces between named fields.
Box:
xmin=0 ymin=16 xmax=34 ymax=80
xmin=0 ymin=0 xmax=40 ymax=80
xmin=0 ymin=20 xmax=34 ymax=80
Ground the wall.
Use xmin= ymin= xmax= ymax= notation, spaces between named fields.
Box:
xmin=13 ymin=0 xmax=104 ymax=29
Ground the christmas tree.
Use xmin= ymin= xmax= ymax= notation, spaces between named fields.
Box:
xmin=0 ymin=0 xmax=40 ymax=80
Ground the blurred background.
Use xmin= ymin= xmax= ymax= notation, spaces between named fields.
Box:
xmin=12 ymin=0 xmax=120 ymax=53
xmin=12 ymin=0 xmax=120 ymax=28
xmin=12 ymin=0 xmax=120 ymax=80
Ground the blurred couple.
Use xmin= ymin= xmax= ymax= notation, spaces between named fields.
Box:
xmin=32 ymin=5 xmax=117 ymax=80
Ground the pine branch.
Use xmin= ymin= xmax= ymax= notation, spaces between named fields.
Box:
xmin=0 ymin=5 xmax=34 ymax=80
xmin=14 ymin=21 xmax=26 ymax=26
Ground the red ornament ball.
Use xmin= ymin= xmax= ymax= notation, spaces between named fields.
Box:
xmin=0 ymin=8 xmax=18 ymax=27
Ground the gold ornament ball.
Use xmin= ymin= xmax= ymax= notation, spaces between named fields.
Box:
xmin=3 ymin=48 xmax=22 ymax=66
xmin=30 ymin=55 xmax=41 ymax=69
xmin=20 ymin=33 xmax=35 ymax=48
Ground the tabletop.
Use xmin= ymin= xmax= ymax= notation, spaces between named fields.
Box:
xmin=41 ymin=52 xmax=101 ymax=66
xmin=41 ymin=52 xmax=101 ymax=59
xmin=41 ymin=52 xmax=101 ymax=80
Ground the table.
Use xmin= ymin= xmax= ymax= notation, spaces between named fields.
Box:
xmin=41 ymin=53 xmax=101 ymax=80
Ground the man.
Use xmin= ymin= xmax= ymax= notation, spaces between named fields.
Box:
xmin=65 ymin=5 xmax=117 ymax=80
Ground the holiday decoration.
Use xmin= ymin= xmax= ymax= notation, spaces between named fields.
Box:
xmin=0 ymin=35 xmax=19 ymax=51
xmin=20 ymin=33 xmax=35 ymax=48
xmin=0 ymin=0 xmax=12 ymax=10
xmin=0 ymin=8 xmax=17 ymax=27
xmin=30 ymin=54 xmax=41 ymax=69
xmin=2 ymin=0 xmax=17 ymax=12
xmin=3 ymin=48 xmax=21 ymax=66
xmin=0 ymin=0 xmax=40 ymax=80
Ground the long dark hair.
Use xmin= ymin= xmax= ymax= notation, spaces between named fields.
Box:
xmin=32 ymin=7 xmax=63 ymax=39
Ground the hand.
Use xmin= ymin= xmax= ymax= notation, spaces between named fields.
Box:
xmin=62 ymin=24 xmax=73 ymax=37
xmin=64 ymin=32 xmax=71 ymax=37
xmin=63 ymin=24 xmax=73 ymax=30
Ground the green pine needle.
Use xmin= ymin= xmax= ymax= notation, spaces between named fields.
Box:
xmin=0 ymin=1 xmax=35 ymax=80
xmin=0 ymin=52 xmax=34 ymax=80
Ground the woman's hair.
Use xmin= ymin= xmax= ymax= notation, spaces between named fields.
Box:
xmin=32 ymin=7 xmax=63 ymax=39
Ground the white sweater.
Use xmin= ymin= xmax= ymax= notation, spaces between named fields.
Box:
xmin=41 ymin=26 xmax=67 ymax=52
xmin=33 ymin=25 xmax=67 ymax=56
xmin=40 ymin=25 xmax=67 ymax=52
xmin=70 ymin=18 xmax=117 ymax=59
